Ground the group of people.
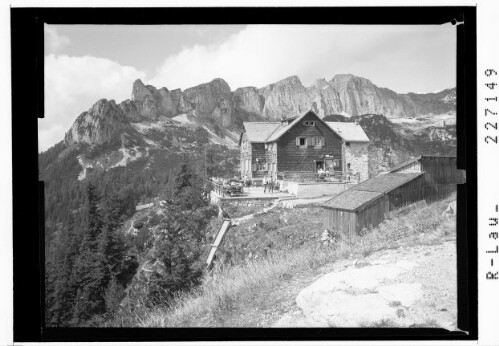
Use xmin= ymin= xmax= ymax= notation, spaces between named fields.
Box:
xmin=262 ymin=175 xmax=276 ymax=193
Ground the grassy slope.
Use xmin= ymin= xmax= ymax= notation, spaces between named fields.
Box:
xmin=128 ymin=195 xmax=456 ymax=327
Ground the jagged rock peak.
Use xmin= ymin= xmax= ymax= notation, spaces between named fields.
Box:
xmin=131 ymin=79 xmax=154 ymax=101
xmin=275 ymin=75 xmax=303 ymax=86
xmin=330 ymin=74 xmax=372 ymax=85
xmin=64 ymin=98 xmax=131 ymax=146
xmin=91 ymin=98 xmax=116 ymax=111
xmin=312 ymin=78 xmax=329 ymax=90
xmin=184 ymin=77 xmax=231 ymax=95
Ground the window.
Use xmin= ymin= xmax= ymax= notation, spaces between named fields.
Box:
xmin=255 ymin=163 xmax=265 ymax=171
xmin=303 ymin=121 xmax=315 ymax=126
xmin=310 ymin=137 xmax=324 ymax=147
xmin=346 ymin=142 xmax=351 ymax=147
xmin=333 ymin=159 xmax=340 ymax=168
xmin=296 ymin=137 xmax=324 ymax=147
xmin=297 ymin=137 xmax=307 ymax=146
xmin=347 ymin=163 xmax=351 ymax=169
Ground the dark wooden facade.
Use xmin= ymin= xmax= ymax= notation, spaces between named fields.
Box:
xmin=272 ymin=112 xmax=344 ymax=174
xmin=240 ymin=111 xmax=345 ymax=179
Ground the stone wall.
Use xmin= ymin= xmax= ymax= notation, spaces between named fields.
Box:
xmin=217 ymin=196 xmax=277 ymax=208
xmin=345 ymin=143 xmax=369 ymax=182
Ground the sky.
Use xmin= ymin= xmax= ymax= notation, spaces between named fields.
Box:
xmin=40 ymin=24 xmax=456 ymax=151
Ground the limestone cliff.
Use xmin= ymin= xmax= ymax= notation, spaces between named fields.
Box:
xmin=115 ymin=75 xmax=455 ymax=132
xmin=64 ymin=99 xmax=138 ymax=146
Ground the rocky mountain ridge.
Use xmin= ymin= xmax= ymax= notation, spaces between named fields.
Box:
xmin=53 ymin=74 xmax=457 ymax=180
xmin=64 ymin=74 xmax=455 ymax=147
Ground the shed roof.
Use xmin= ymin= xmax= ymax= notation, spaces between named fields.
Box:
xmin=387 ymin=156 xmax=422 ymax=173
xmin=325 ymin=122 xmax=370 ymax=142
xmin=352 ymin=172 xmax=424 ymax=193
xmin=322 ymin=172 xmax=424 ymax=211
xmin=242 ymin=122 xmax=282 ymax=143
xmin=322 ymin=189 xmax=383 ymax=211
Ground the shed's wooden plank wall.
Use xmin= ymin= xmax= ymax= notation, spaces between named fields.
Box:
xmin=387 ymin=175 xmax=426 ymax=211
xmin=324 ymin=208 xmax=357 ymax=238
xmin=420 ymin=156 xmax=462 ymax=185
xmin=356 ymin=197 xmax=389 ymax=233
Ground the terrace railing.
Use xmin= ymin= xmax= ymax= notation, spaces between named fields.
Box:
xmin=277 ymin=171 xmax=361 ymax=183
xmin=209 ymin=179 xmax=245 ymax=197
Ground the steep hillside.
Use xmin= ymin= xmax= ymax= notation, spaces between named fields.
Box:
xmin=131 ymin=195 xmax=456 ymax=328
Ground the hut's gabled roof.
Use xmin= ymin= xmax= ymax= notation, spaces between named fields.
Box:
xmin=322 ymin=189 xmax=383 ymax=211
xmin=325 ymin=122 xmax=370 ymax=142
xmin=266 ymin=109 xmax=341 ymax=142
xmin=266 ymin=109 xmax=314 ymax=142
xmin=352 ymin=172 xmax=424 ymax=193
xmin=240 ymin=110 xmax=370 ymax=144
xmin=242 ymin=122 xmax=282 ymax=143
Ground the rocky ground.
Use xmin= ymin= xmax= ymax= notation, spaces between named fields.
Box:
xmin=270 ymin=240 xmax=457 ymax=329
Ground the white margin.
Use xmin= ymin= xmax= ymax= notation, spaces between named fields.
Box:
xmin=3 ymin=0 xmax=499 ymax=345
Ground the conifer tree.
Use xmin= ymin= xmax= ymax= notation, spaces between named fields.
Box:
xmin=71 ymin=183 xmax=109 ymax=325
xmin=46 ymin=215 xmax=82 ymax=326
xmin=173 ymin=159 xmax=207 ymax=210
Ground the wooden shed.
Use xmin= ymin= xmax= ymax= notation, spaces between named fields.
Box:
xmin=322 ymin=155 xmax=466 ymax=237
xmin=322 ymin=172 xmax=426 ymax=238
xmin=387 ymin=155 xmax=465 ymax=201
xmin=388 ymin=155 xmax=465 ymax=184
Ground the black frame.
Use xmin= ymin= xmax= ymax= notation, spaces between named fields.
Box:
xmin=11 ymin=6 xmax=477 ymax=342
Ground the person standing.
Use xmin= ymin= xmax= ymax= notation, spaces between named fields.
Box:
xmin=269 ymin=176 xmax=274 ymax=194
xmin=263 ymin=175 xmax=268 ymax=193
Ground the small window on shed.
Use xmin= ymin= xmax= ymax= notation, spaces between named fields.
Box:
xmin=346 ymin=142 xmax=351 ymax=147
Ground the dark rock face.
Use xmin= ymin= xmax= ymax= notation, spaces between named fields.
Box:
xmin=129 ymin=79 xmax=176 ymax=120
xmin=233 ymin=87 xmax=264 ymax=116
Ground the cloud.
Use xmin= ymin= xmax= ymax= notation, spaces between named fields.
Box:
xmin=44 ymin=25 xmax=70 ymax=53
xmin=39 ymin=54 xmax=145 ymax=151
xmin=147 ymin=24 xmax=455 ymax=93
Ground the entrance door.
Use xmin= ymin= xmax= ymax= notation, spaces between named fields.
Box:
xmin=316 ymin=161 xmax=324 ymax=171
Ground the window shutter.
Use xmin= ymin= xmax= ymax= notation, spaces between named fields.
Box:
xmin=296 ymin=137 xmax=300 ymax=146
xmin=252 ymin=164 xmax=256 ymax=172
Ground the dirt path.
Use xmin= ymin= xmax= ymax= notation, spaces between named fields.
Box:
xmin=254 ymin=239 xmax=457 ymax=329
